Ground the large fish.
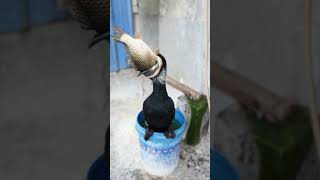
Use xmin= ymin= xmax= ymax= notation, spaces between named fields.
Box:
xmin=112 ymin=27 xmax=162 ymax=78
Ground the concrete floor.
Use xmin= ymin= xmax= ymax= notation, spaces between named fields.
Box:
xmin=110 ymin=69 xmax=210 ymax=180
xmin=0 ymin=21 xmax=107 ymax=180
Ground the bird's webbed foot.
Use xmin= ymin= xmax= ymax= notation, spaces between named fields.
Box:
xmin=164 ymin=124 xmax=176 ymax=139
xmin=144 ymin=128 xmax=154 ymax=141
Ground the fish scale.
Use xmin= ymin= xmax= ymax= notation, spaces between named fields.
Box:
xmin=113 ymin=27 xmax=159 ymax=72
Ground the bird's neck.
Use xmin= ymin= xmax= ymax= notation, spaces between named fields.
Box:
xmin=152 ymin=68 xmax=167 ymax=96
xmin=152 ymin=81 xmax=167 ymax=96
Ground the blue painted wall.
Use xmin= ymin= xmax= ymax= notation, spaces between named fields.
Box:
xmin=0 ymin=0 xmax=67 ymax=33
xmin=110 ymin=0 xmax=134 ymax=72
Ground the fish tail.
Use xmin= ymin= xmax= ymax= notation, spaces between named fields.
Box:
xmin=112 ymin=26 xmax=124 ymax=42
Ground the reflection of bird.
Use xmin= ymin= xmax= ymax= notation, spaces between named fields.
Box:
xmin=87 ymin=126 xmax=109 ymax=180
xmin=70 ymin=0 xmax=109 ymax=48
xmin=70 ymin=1 xmax=109 ymax=173
xmin=142 ymin=53 xmax=176 ymax=141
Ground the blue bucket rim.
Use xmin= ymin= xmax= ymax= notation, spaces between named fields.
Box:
xmin=211 ymin=150 xmax=239 ymax=180
xmin=135 ymin=109 xmax=186 ymax=139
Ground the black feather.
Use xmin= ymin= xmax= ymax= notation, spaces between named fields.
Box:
xmin=142 ymin=54 xmax=175 ymax=138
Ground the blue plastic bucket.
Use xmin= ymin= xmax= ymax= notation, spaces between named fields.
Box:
xmin=135 ymin=109 xmax=186 ymax=176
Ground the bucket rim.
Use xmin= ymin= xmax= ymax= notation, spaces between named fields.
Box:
xmin=135 ymin=109 xmax=186 ymax=139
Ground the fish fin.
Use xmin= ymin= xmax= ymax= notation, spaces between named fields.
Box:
xmin=135 ymin=32 xmax=142 ymax=39
xmin=128 ymin=58 xmax=132 ymax=65
xmin=154 ymin=48 xmax=160 ymax=55
xmin=112 ymin=26 xmax=124 ymax=41
xmin=128 ymin=58 xmax=138 ymax=69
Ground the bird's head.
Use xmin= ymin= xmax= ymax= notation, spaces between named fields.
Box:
xmin=138 ymin=53 xmax=167 ymax=84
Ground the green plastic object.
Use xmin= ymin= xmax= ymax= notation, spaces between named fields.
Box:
xmin=246 ymin=105 xmax=313 ymax=180
xmin=185 ymin=95 xmax=208 ymax=145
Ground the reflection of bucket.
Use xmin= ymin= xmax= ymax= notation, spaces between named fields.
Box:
xmin=135 ymin=110 xmax=186 ymax=176
xmin=86 ymin=154 xmax=108 ymax=180
xmin=211 ymin=150 xmax=239 ymax=180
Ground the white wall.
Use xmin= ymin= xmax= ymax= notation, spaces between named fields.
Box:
xmin=133 ymin=0 xmax=209 ymax=94
xmin=213 ymin=0 xmax=320 ymax=114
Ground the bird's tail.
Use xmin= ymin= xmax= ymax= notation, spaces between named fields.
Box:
xmin=111 ymin=26 xmax=124 ymax=42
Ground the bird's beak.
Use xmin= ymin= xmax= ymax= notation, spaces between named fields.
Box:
xmin=88 ymin=32 xmax=109 ymax=48
xmin=137 ymin=72 xmax=143 ymax=77
xmin=137 ymin=61 xmax=160 ymax=78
